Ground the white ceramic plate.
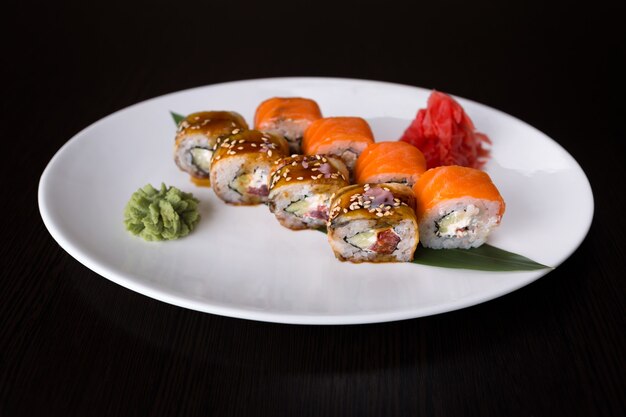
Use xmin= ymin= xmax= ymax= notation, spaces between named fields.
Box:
xmin=38 ymin=77 xmax=593 ymax=324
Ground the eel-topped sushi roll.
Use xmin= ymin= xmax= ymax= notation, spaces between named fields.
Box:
xmin=268 ymin=155 xmax=349 ymax=230
xmin=327 ymin=183 xmax=419 ymax=263
xmin=413 ymin=166 xmax=505 ymax=249
xmin=174 ymin=111 xmax=248 ymax=182
xmin=355 ymin=141 xmax=427 ymax=186
xmin=255 ymin=97 xmax=322 ymax=154
xmin=210 ymin=130 xmax=289 ymax=205
xmin=302 ymin=117 xmax=375 ymax=180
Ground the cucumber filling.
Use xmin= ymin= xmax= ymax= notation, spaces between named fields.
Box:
xmin=190 ymin=147 xmax=212 ymax=174
xmin=436 ymin=205 xmax=480 ymax=237
xmin=346 ymin=230 xmax=378 ymax=250
xmin=345 ymin=228 xmax=401 ymax=254
xmin=285 ymin=195 xmax=326 ymax=218
xmin=229 ymin=168 xmax=268 ymax=197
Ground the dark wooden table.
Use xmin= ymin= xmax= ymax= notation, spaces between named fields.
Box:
xmin=2 ymin=1 xmax=624 ymax=416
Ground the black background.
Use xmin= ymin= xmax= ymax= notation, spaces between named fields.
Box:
xmin=1 ymin=1 xmax=625 ymax=416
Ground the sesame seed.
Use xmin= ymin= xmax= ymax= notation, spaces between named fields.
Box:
xmin=297 ymin=177 xmax=303 ymax=180
xmin=237 ymin=146 xmax=244 ymax=150
xmin=268 ymin=150 xmax=273 ymax=157
xmin=285 ymin=177 xmax=292 ymax=181
xmin=343 ymin=208 xmax=348 ymax=213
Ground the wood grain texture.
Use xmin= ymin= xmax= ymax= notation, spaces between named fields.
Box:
xmin=1 ymin=1 xmax=624 ymax=416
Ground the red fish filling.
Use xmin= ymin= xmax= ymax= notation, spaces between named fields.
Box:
xmin=370 ymin=229 xmax=401 ymax=254
xmin=346 ymin=228 xmax=401 ymax=254
xmin=247 ymin=185 xmax=269 ymax=197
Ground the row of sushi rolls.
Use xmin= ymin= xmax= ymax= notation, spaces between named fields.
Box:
xmin=173 ymin=92 xmax=505 ymax=263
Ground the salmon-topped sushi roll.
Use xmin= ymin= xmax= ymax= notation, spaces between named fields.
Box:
xmin=413 ymin=166 xmax=505 ymax=249
xmin=268 ymin=155 xmax=349 ymax=230
xmin=326 ymin=183 xmax=419 ymax=263
xmin=254 ymin=97 xmax=322 ymax=154
xmin=302 ymin=117 xmax=375 ymax=180
xmin=210 ymin=130 xmax=289 ymax=205
xmin=355 ymin=141 xmax=427 ymax=187
xmin=174 ymin=111 xmax=248 ymax=182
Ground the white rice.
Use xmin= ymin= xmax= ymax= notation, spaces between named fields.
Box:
xmin=358 ymin=173 xmax=416 ymax=187
xmin=419 ymin=198 xmax=502 ymax=249
xmin=269 ymin=184 xmax=329 ymax=230
xmin=328 ymin=218 xmax=418 ymax=262
xmin=263 ymin=119 xmax=310 ymax=154
xmin=210 ymin=155 xmax=270 ymax=205
xmin=174 ymin=133 xmax=212 ymax=178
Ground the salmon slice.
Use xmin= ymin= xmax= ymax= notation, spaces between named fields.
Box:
xmin=254 ymin=97 xmax=322 ymax=154
xmin=355 ymin=141 xmax=427 ymax=186
xmin=302 ymin=117 xmax=375 ymax=175
xmin=254 ymin=97 xmax=322 ymax=129
xmin=412 ymin=165 xmax=505 ymax=220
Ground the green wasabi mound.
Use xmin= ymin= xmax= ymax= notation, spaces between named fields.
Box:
xmin=124 ymin=183 xmax=200 ymax=241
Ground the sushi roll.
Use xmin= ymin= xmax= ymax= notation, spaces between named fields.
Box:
xmin=302 ymin=117 xmax=375 ymax=180
xmin=327 ymin=183 xmax=419 ymax=263
xmin=413 ymin=166 xmax=505 ymax=249
xmin=268 ymin=155 xmax=349 ymax=230
xmin=355 ymin=141 xmax=427 ymax=186
xmin=254 ymin=97 xmax=322 ymax=154
xmin=174 ymin=111 xmax=248 ymax=182
xmin=210 ymin=130 xmax=289 ymax=205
